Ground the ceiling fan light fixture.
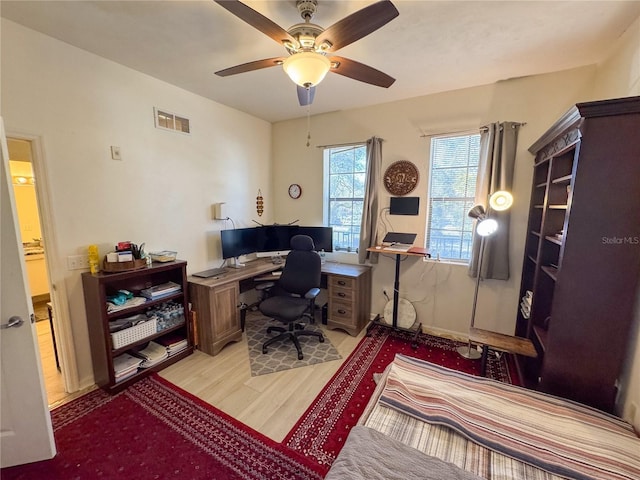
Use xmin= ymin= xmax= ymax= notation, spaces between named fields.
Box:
xmin=283 ymin=51 xmax=331 ymax=87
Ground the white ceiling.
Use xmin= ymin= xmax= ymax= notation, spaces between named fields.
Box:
xmin=3 ymin=1 xmax=640 ymax=123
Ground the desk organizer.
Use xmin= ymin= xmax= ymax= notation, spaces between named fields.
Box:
xmin=111 ymin=318 xmax=157 ymax=349
xmin=103 ymin=258 xmax=147 ymax=273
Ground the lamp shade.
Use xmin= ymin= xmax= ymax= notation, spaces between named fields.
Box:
xmin=477 ymin=218 xmax=498 ymax=236
xmin=467 ymin=204 xmax=486 ymax=220
xmin=489 ymin=190 xmax=513 ymax=211
xmin=283 ymin=52 xmax=331 ymax=87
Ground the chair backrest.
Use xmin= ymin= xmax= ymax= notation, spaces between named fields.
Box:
xmin=278 ymin=235 xmax=321 ymax=296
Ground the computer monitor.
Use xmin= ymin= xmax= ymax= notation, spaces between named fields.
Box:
xmin=390 ymin=196 xmax=420 ymax=215
xmin=220 ymin=228 xmax=258 ymax=259
xmin=298 ymin=226 xmax=333 ymax=252
xmin=255 ymin=225 xmax=298 ymax=258
xmin=220 ymin=225 xmax=334 ymax=260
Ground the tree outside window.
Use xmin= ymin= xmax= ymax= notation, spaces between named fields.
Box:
xmin=324 ymin=145 xmax=367 ymax=252
xmin=426 ymin=133 xmax=480 ymax=261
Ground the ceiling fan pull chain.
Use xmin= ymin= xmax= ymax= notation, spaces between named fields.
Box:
xmin=306 ymin=94 xmax=312 ymax=147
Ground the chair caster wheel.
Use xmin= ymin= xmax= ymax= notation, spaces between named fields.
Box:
xmin=262 ymin=347 xmax=268 ymax=354
xmin=298 ymin=353 xmax=304 ymax=360
xmin=319 ymin=336 xmax=325 ymax=343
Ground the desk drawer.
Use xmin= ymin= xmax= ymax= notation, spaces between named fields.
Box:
xmin=329 ymin=276 xmax=355 ymax=291
xmin=330 ymin=286 xmax=354 ymax=303
xmin=329 ymin=301 xmax=353 ymax=322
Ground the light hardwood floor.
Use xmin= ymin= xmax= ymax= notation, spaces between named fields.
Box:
xmin=38 ymin=307 xmax=365 ymax=442
xmin=160 ymin=320 xmax=365 ymax=443
xmin=36 ymin=320 xmax=73 ymax=407
xmin=36 ymin=315 xmax=94 ymax=408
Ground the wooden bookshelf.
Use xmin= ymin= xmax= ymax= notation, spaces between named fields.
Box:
xmin=514 ymin=96 xmax=640 ymax=412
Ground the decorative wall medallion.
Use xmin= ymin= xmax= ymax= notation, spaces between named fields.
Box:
xmin=383 ymin=160 xmax=419 ymax=195
xmin=256 ymin=189 xmax=264 ymax=216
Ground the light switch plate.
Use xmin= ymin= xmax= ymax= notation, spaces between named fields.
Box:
xmin=67 ymin=254 xmax=90 ymax=270
xmin=110 ymin=146 xmax=122 ymax=160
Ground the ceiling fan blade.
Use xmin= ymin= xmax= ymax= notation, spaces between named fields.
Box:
xmin=315 ymin=0 xmax=399 ymax=52
xmin=329 ymin=56 xmax=395 ymax=88
xmin=214 ymin=0 xmax=296 ymax=46
xmin=297 ymin=85 xmax=316 ymax=106
xmin=215 ymin=57 xmax=286 ymax=77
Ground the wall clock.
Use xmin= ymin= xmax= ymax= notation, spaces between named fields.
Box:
xmin=383 ymin=161 xmax=419 ymax=195
xmin=288 ymin=183 xmax=302 ymax=199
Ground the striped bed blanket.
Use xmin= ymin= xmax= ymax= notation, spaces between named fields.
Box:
xmin=375 ymin=354 xmax=640 ymax=480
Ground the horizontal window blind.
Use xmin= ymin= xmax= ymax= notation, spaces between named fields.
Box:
xmin=427 ymin=134 xmax=480 ymax=261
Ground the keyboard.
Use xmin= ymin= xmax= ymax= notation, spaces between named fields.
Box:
xmin=384 ymin=245 xmax=411 ymax=252
xmin=193 ymin=267 xmax=227 ymax=278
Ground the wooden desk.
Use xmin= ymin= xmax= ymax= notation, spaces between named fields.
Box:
xmin=188 ymin=259 xmax=371 ymax=356
xmin=366 ymin=246 xmax=430 ymax=344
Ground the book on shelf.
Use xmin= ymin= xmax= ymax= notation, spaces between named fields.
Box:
xmin=157 ymin=333 xmax=189 ymax=356
xmin=106 ymin=296 xmax=147 ymax=313
xmin=113 ymin=353 xmax=143 ymax=382
xmin=140 ymin=281 xmax=181 ymax=300
xmin=135 ymin=341 xmax=169 ymax=368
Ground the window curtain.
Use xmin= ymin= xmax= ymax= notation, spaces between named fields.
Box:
xmin=468 ymin=122 xmax=520 ymax=280
xmin=358 ymin=137 xmax=383 ymax=264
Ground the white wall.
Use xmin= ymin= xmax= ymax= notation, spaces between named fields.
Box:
xmin=273 ymin=66 xmax=597 ymax=338
xmin=273 ymin=16 xmax=640 ymax=421
xmin=1 ymin=19 xmax=273 ymax=388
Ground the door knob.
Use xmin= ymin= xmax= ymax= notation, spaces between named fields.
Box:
xmin=1 ymin=316 xmax=24 ymax=329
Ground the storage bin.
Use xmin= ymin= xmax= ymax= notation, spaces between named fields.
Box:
xmin=111 ymin=318 xmax=157 ymax=349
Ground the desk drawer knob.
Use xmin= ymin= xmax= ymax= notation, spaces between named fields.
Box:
xmin=338 ymin=309 xmax=346 ymax=315
xmin=338 ymin=280 xmax=346 ymax=286
xmin=338 ymin=292 xmax=346 ymax=297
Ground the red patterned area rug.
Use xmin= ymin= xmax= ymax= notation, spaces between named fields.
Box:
xmin=284 ymin=323 xmax=519 ymax=473
xmin=3 ymin=375 xmax=324 ymax=480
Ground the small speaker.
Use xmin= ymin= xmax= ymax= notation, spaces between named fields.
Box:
xmin=213 ymin=202 xmax=228 ymax=220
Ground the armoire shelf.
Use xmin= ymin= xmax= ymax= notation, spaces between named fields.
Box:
xmin=515 ymin=96 xmax=640 ymax=413
xmin=82 ymin=260 xmax=193 ymax=393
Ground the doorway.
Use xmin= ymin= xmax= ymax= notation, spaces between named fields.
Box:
xmin=7 ymin=137 xmax=71 ymax=407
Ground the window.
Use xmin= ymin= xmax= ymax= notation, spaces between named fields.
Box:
xmin=426 ymin=133 xmax=480 ymax=261
xmin=324 ymin=144 xmax=367 ymax=252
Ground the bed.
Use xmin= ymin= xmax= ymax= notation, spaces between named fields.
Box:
xmin=326 ymin=354 xmax=640 ymax=480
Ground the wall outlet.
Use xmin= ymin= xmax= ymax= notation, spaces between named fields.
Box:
xmin=67 ymin=254 xmax=90 ymax=270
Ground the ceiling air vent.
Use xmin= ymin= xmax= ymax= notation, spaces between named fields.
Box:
xmin=154 ymin=107 xmax=190 ymax=134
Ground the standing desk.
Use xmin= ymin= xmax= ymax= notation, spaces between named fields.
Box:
xmin=366 ymin=246 xmax=430 ymax=347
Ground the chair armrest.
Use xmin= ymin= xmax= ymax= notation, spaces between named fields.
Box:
xmin=305 ymin=287 xmax=321 ymax=300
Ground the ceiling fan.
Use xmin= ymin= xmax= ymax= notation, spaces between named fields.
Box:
xmin=214 ymin=0 xmax=399 ymax=106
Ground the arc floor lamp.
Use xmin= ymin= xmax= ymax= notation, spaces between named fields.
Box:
xmin=458 ymin=190 xmax=513 ymax=359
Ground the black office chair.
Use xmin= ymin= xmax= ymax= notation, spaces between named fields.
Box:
xmin=259 ymin=235 xmax=324 ymax=360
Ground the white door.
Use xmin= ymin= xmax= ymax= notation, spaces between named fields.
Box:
xmin=0 ymin=117 xmax=56 ymax=467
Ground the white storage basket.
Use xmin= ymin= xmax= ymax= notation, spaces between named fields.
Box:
xmin=111 ymin=318 xmax=157 ymax=349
